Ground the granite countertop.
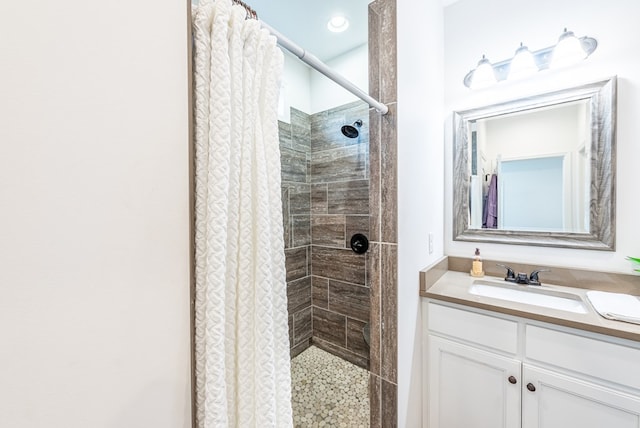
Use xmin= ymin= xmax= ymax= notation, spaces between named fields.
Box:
xmin=422 ymin=270 xmax=640 ymax=343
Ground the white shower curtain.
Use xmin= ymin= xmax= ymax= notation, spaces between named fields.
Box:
xmin=192 ymin=1 xmax=292 ymax=427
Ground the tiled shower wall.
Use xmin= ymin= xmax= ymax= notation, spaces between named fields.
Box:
xmin=280 ymin=108 xmax=313 ymax=358
xmin=281 ymin=1 xmax=397 ymax=424
xmin=310 ymin=101 xmax=370 ymax=370
xmin=281 ymin=101 xmax=371 ymax=369
xmin=281 ymin=1 xmax=397 ymax=421
xmin=369 ymin=0 xmax=398 ymax=426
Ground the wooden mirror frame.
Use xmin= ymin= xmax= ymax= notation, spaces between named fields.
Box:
xmin=452 ymin=77 xmax=617 ymax=250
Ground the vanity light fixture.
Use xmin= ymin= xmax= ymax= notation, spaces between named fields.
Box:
xmin=550 ymin=28 xmax=588 ymax=69
xmin=507 ymin=43 xmax=538 ymax=80
xmin=327 ymin=15 xmax=349 ymax=33
xmin=469 ymin=55 xmax=497 ymax=89
xmin=464 ymin=29 xmax=598 ymax=89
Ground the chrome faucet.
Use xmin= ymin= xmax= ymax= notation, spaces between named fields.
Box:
xmin=496 ymin=264 xmax=550 ymax=286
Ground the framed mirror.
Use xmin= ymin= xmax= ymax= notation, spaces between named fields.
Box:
xmin=452 ymin=77 xmax=616 ymax=250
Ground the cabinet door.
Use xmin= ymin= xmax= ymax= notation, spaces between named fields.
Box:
xmin=522 ymin=365 xmax=640 ymax=428
xmin=428 ymin=335 xmax=521 ymax=428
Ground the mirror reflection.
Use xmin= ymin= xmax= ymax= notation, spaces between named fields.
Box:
xmin=452 ymin=77 xmax=616 ymax=250
xmin=470 ymin=100 xmax=591 ymax=233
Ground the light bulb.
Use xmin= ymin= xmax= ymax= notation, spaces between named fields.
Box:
xmin=327 ymin=15 xmax=349 ymax=33
xmin=508 ymin=43 xmax=538 ymax=80
xmin=550 ymin=28 xmax=587 ymax=69
xmin=470 ymin=55 xmax=497 ymax=89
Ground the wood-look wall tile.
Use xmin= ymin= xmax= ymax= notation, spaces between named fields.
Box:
xmin=369 ymin=1 xmax=397 ymax=425
xmin=368 ymin=243 xmax=381 ymax=376
xmin=381 ymin=379 xmax=397 ymax=428
xmin=335 ymin=100 xmax=370 ymax=123
xmin=285 ymin=247 xmax=308 ymax=282
xmin=311 ymin=215 xmax=345 ymax=247
xmin=282 ymin=186 xmax=291 ymax=249
xmin=312 ymin=246 xmax=366 ymax=285
xmin=328 ymin=179 xmax=369 ymax=215
xmin=345 ymin=216 xmax=370 ymax=249
xmin=328 ymin=280 xmax=370 ymax=322
xmin=368 ymin=4 xmax=381 ymax=102
xmin=292 ymin=215 xmax=311 ymax=247
xmin=312 ymin=307 xmax=346 ymax=346
xmin=338 ymin=101 xmax=370 ymax=150
xmin=310 ymin=144 xmax=368 ymax=183
xmin=369 ymin=373 xmax=382 ymax=428
xmin=290 ymin=338 xmax=310 ymax=359
xmin=278 ymin=120 xmax=292 ymax=149
xmin=346 ymin=318 xmax=369 ymax=358
xmin=379 ymin=0 xmax=397 ymax=104
xmin=311 ymin=183 xmax=328 ymax=214
xmin=310 ymin=110 xmax=327 ymax=129
xmin=381 ymin=244 xmax=397 ymax=383
xmin=311 ymin=276 xmax=329 ymax=309
xmin=310 ymin=111 xmax=350 ymax=152
xmin=294 ymin=306 xmax=312 ymax=345
xmin=289 ymin=183 xmax=310 ymax=215
xmin=369 ymin=108 xmax=381 ymax=242
xmin=291 ymin=107 xmax=311 ymax=153
xmin=288 ymin=314 xmax=294 ymax=349
xmin=287 ymin=276 xmax=311 ymax=315
xmin=281 ymin=146 xmax=307 ymax=183
xmin=381 ymin=102 xmax=398 ymax=243
xmin=312 ymin=337 xmax=369 ymax=370
xmin=309 ymin=110 xmax=328 ymax=152
xmin=309 ymin=102 xmax=370 ymax=152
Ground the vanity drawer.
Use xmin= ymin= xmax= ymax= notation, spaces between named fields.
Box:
xmin=525 ymin=325 xmax=640 ymax=391
xmin=427 ymin=302 xmax=518 ymax=354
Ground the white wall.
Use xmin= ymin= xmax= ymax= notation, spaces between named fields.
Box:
xmin=279 ymin=52 xmax=312 ymax=122
xmin=482 ymin=103 xmax=582 ymax=161
xmin=0 ymin=1 xmax=192 ymax=427
xmin=310 ymin=44 xmax=369 ymax=113
xmin=444 ymin=0 xmax=640 ymax=273
xmin=280 ymin=43 xmax=369 ymax=118
xmin=397 ymin=0 xmax=445 ymax=426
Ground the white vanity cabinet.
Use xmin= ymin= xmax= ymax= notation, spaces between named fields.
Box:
xmin=428 ymin=336 xmax=521 ymax=427
xmin=522 ymin=365 xmax=640 ymax=428
xmin=423 ymin=300 xmax=640 ymax=428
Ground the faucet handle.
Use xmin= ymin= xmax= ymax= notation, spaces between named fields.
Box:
xmin=529 ymin=269 xmax=551 ymax=286
xmin=496 ymin=264 xmax=517 ymax=282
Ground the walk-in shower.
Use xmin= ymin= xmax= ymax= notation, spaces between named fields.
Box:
xmin=280 ymin=99 xmax=371 ymax=426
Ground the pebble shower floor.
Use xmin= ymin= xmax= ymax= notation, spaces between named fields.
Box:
xmin=290 ymin=346 xmax=370 ymax=427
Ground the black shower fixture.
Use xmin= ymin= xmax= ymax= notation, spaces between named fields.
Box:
xmin=341 ymin=119 xmax=363 ymax=138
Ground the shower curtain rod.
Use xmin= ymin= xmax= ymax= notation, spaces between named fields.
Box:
xmin=259 ymin=21 xmax=389 ymax=115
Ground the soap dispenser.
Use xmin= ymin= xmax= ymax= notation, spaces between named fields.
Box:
xmin=470 ymin=248 xmax=484 ymax=278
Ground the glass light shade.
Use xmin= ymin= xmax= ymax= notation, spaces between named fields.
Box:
xmin=327 ymin=15 xmax=349 ymax=33
xmin=550 ymin=29 xmax=587 ymax=69
xmin=508 ymin=43 xmax=538 ymax=80
xmin=470 ymin=55 xmax=497 ymax=89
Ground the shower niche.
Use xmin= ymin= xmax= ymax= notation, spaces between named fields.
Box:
xmin=279 ymin=100 xmax=371 ymax=370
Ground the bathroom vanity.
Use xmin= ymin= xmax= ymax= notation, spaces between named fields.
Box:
xmin=433 ymin=70 xmax=631 ymax=427
xmin=421 ymin=270 xmax=640 ymax=428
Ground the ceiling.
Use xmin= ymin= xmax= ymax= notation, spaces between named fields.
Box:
xmin=248 ymin=0 xmax=371 ymax=61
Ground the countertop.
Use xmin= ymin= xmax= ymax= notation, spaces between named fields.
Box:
xmin=422 ymin=270 xmax=640 ymax=343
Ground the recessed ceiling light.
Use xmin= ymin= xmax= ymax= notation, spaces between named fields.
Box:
xmin=327 ymin=15 xmax=349 ymax=33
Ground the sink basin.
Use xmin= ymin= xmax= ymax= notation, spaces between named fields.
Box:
xmin=469 ymin=280 xmax=588 ymax=314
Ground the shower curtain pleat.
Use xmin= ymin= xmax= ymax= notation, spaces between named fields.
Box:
xmin=192 ymin=1 xmax=292 ymax=427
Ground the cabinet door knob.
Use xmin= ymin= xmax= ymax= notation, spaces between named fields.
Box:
xmin=508 ymin=376 xmax=517 ymax=384
xmin=526 ymin=383 xmax=536 ymax=392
